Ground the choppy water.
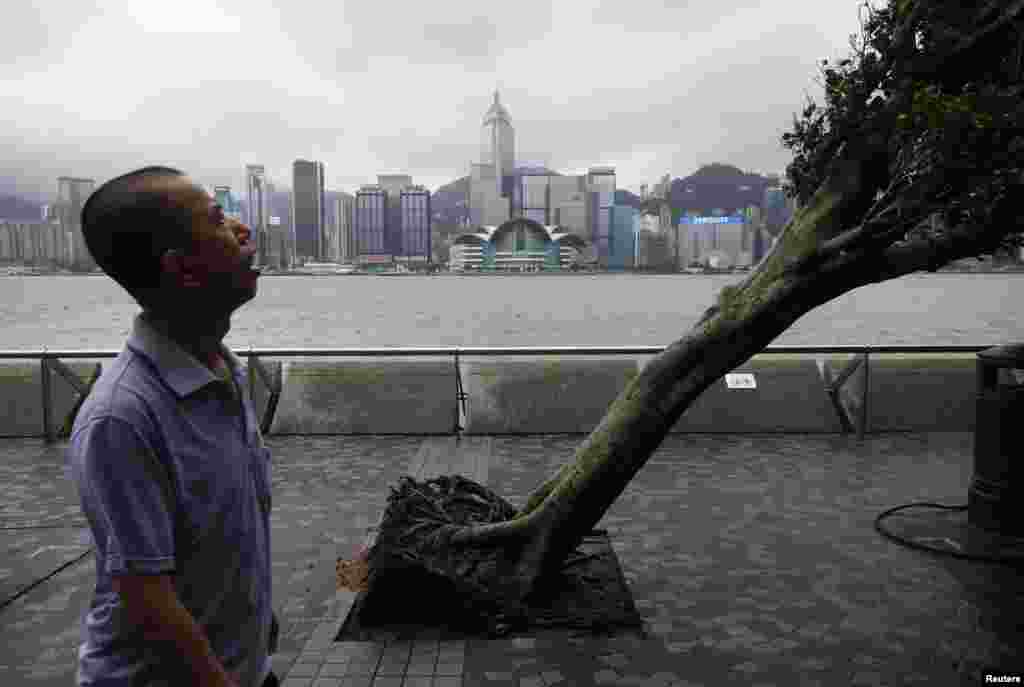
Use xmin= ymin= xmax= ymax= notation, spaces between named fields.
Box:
xmin=1 ymin=273 xmax=1022 ymax=351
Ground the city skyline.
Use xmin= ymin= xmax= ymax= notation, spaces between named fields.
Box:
xmin=2 ymin=0 xmax=869 ymax=203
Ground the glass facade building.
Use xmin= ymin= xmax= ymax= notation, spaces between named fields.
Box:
xmin=265 ymin=181 xmax=295 ymax=270
xmin=521 ymin=175 xmax=549 ymax=225
xmin=586 ymin=167 xmax=616 ymax=268
xmin=245 ymin=165 xmax=269 ymax=265
xmin=292 ymin=159 xmax=325 ymax=263
xmin=399 ymin=186 xmax=431 ymax=263
xmin=355 ymin=185 xmax=388 ymax=266
xmin=608 ymin=205 xmax=637 ymax=271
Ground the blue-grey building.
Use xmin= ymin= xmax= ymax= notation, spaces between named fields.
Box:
xmin=399 ymin=186 xmax=431 ymax=266
xmin=608 ymin=205 xmax=637 ymax=271
xmin=354 ymin=185 xmax=389 ymax=269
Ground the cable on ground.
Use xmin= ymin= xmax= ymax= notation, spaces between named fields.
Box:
xmin=874 ymin=501 xmax=1024 ymax=564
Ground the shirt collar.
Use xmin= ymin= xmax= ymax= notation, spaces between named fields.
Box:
xmin=126 ymin=312 xmax=244 ymax=399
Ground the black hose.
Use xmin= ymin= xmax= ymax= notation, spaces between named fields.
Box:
xmin=874 ymin=501 xmax=1023 ymax=563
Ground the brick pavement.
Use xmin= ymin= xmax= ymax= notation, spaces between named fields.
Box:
xmin=0 ymin=433 xmax=1021 ymax=686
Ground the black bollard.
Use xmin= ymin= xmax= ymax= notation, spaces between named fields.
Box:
xmin=969 ymin=344 xmax=1024 ymax=534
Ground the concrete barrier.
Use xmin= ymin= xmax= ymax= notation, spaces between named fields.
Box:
xmin=269 ymin=357 xmax=457 ymax=435
xmin=0 ymin=360 xmax=103 ymax=438
xmin=638 ymin=353 xmax=843 ymax=433
xmin=0 ymin=352 xmax=985 ymax=438
xmin=460 ymin=356 xmax=641 ymax=434
xmin=823 ymin=352 xmax=977 ymax=432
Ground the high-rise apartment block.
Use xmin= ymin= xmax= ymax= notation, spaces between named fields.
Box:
xmin=57 ymin=176 xmax=96 ymax=270
xmin=292 ymin=159 xmax=325 ymax=264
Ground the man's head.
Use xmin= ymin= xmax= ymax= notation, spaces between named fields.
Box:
xmin=82 ymin=166 xmax=260 ymax=317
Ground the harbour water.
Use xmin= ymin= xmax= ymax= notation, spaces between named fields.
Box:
xmin=1 ymin=273 xmax=1022 ymax=351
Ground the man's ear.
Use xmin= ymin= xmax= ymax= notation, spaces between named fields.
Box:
xmin=160 ymin=249 xmax=204 ymax=289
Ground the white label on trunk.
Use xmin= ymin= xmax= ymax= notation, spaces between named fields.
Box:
xmin=725 ymin=373 xmax=757 ymax=389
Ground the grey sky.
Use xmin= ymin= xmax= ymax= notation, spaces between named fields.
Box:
xmin=2 ymin=0 xmax=873 ymax=202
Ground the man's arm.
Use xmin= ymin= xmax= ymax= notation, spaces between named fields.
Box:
xmin=112 ymin=574 xmax=237 ymax=687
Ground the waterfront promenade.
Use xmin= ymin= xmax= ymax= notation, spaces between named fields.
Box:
xmin=1 ymin=432 xmax=1020 ymax=686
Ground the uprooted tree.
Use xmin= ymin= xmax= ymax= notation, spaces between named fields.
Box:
xmin=338 ymin=0 xmax=1024 ymax=627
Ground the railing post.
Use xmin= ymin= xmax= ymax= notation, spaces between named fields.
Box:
xmin=453 ymin=348 xmax=464 ymax=436
xmin=858 ymin=348 xmax=871 ymax=441
xmin=40 ymin=349 xmax=53 ymax=443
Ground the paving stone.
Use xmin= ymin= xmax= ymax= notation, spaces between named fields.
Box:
xmin=377 ymin=661 xmax=408 ymax=677
xmin=372 ymin=678 xmax=403 ymax=687
xmin=594 ymin=669 xmax=619 ymax=684
xmin=484 ymin=672 xmax=515 ymax=681
xmin=290 ymin=662 xmax=322 ymax=678
xmin=311 ymin=679 xmax=342 ymax=687
xmin=282 ymin=678 xmax=313 ymax=687
xmin=850 ymin=672 xmax=884 ymax=686
xmin=319 ymin=663 xmax=349 ymax=677
xmin=345 ymin=661 xmax=379 ymax=676
xmin=432 ymin=678 xmax=462 ymax=687
xmin=730 ymin=662 xmax=759 ymax=674
xmin=402 ymin=677 xmax=433 ymax=687
xmin=436 ymin=661 xmax=463 ymax=676
xmin=540 ymin=670 xmax=565 ymax=685
xmin=598 ymin=653 xmax=629 ymax=668
xmin=407 ymin=660 xmax=437 ymax=676
xmin=517 ymin=676 xmax=544 ymax=687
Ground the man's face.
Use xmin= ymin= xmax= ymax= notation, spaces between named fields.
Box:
xmin=149 ymin=175 xmax=261 ymax=314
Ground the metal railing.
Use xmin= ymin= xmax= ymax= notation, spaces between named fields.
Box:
xmin=0 ymin=344 xmax=994 ymax=442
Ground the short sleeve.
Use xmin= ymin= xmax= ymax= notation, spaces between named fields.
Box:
xmin=70 ymin=416 xmax=177 ymax=576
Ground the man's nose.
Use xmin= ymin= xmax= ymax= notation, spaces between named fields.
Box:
xmin=234 ymin=222 xmax=252 ymax=244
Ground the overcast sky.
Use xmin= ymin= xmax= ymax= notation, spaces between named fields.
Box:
xmin=2 ymin=0 xmax=874 ymax=202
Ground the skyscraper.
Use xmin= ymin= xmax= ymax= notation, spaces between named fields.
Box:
xmin=265 ymin=180 xmax=295 ymax=270
xmin=292 ymin=159 xmax=325 ymax=263
xmin=378 ymin=175 xmax=413 ymax=258
xmin=245 ymin=165 xmax=270 ymax=265
xmin=325 ymin=191 xmax=355 ymax=263
xmin=399 ymin=185 xmax=431 ymax=266
xmin=355 ymin=185 xmax=388 ymax=270
xmin=57 ymin=176 xmax=96 ymax=270
xmin=481 ymin=91 xmax=515 ymax=185
xmin=586 ymin=166 xmax=616 ymax=268
xmin=469 ymin=91 xmax=516 ymax=227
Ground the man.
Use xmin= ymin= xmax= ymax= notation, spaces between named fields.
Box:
xmin=69 ymin=166 xmax=278 ymax=687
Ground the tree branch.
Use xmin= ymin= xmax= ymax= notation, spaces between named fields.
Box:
xmin=818 ymin=196 xmax=1022 ymax=285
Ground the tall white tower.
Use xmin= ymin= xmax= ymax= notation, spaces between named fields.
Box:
xmin=481 ymin=90 xmax=515 ymax=187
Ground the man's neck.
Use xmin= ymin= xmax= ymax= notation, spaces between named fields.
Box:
xmin=142 ymin=310 xmax=230 ymax=371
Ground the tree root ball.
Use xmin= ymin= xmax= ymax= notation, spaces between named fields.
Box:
xmin=336 ymin=475 xmax=530 ymax=630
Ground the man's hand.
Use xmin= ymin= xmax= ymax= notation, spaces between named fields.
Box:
xmin=112 ymin=574 xmax=237 ymax=687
